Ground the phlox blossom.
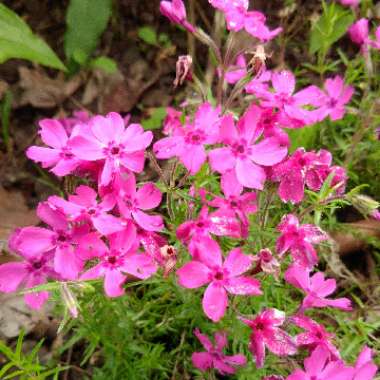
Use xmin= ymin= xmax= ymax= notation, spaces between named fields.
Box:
xmin=276 ymin=214 xmax=328 ymax=269
xmin=154 ymin=102 xmax=221 ymax=174
xmin=209 ymin=106 xmax=287 ymax=190
xmin=177 ymin=237 xmax=261 ymax=322
xmin=353 ymin=346 xmax=378 ymax=380
xmin=287 ymin=346 xmax=353 ymax=380
xmin=192 ymin=329 xmax=247 ymax=375
xmin=160 ymin=0 xmax=196 ymax=33
xmin=339 ymin=0 xmax=360 ymax=7
xmin=80 ymin=225 xmax=157 ymax=297
xmin=349 ymin=18 xmax=370 ymax=52
xmin=0 ymin=229 xmax=58 ymax=309
xmin=285 ymin=265 xmax=352 ymax=311
xmin=69 ymin=112 xmax=153 ymax=186
xmin=240 ymin=308 xmax=297 ymax=368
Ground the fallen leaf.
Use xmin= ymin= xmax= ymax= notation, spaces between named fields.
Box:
xmin=0 ymin=186 xmax=38 ymax=252
xmin=15 ymin=67 xmax=82 ymax=108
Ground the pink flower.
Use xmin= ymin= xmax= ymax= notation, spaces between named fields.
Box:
xmin=257 ymin=108 xmax=290 ymax=147
xmin=192 ymin=329 xmax=247 ymax=375
xmin=291 ymin=315 xmax=340 ymax=359
xmin=48 ymin=185 xmax=123 ymax=236
xmin=114 ymin=172 xmax=164 ymax=232
xmin=240 ymin=308 xmax=297 ymax=368
xmin=287 ymin=346 xmax=353 ymax=380
xmin=26 ymin=118 xmax=81 ymax=176
xmin=208 ymin=107 xmax=287 ymax=190
xmin=69 ymin=112 xmax=153 ymax=186
xmin=348 ymin=18 xmax=370 ymax=53
xmin=154 ymin=102 xmax=221 ymax=174
xmin=339 ymin=0 xmax=360 ymax=7
xmin=160 ymin=0 xmax=196 ymax=33
xmin=314 ymin=76 xmax=354 ymax=121
xmin=244 ymin=11 xmax=282 ymax=41
xmin=163 ymin=107 xmax=182 ymax=135
xmin=258 ymin=71 xmax=324 ymax=127
xmin=80 ymin=226 xmax=157 ymax=297
xmin=252 ymin=249 xmax=280 ymax=278
xmin=0 ymin=229 xmax=59 ymax=309
xmin=276 ymin=214 xmax=328 ymax=269
xmin=285 ymin=265 xmax=352 ymax=311
xmin=177 ymin=237 xmax=261 ymax=321
xmin=176 ymin=206 xmax=242 ymax=243
xmin=353 ymin=346 xmax=378 ymax=380
xmin=225 ymin=55 xmax=247 ymax=84
xmin=272 ymin=149 xmax=345 ymax=204
xmin=209 ymin=170 xmax=257 ymax=237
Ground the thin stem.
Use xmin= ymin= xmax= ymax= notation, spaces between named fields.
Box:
xmin=147 ymin=151 xmax=168 ymax=187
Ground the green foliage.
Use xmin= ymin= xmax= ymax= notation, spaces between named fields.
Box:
xmin=0 ymin=331 xmax=65 ymax=379
xmin=0 ymin=4 xmax=66 ymax=70
xmin=141 ymin=107 xmax=167 ymax=130
xmin=309 ymin=2 xmax=354 ymax=56
xmin=90 ymin=56 xmax=118 ymax=73
xmin=64 ymin=0 xmax=112 ymax=67
xmin=138 ymin=26 xmax=158 ymax=46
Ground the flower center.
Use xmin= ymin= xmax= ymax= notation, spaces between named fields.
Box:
xmin=111 ymin=146 xmax=120 ymax=155
xmin=32 ymin=261 xmax=43 ymax=270
xmin=214 ymin=270 xmax=224 ymax=281
xmin=108 ymin=256 xmax=117 ymax=265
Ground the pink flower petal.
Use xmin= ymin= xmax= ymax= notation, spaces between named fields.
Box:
xmin=16 ymin=227 xmax=56 ymax=258
xmin=69 ymin=136 xmax=105 ymax=160
xmin=39 ymin=119 xmax=68 ymax=148
xmin=120 ymin=151 xmax=145 ymax=173
xmin=136 ymin=183 xmax=162 ymax=210
xmin=225 ymin=276 xmax=262 ymax=295
xmin=104 ymin=269 xmax=126 ymax=297
xmin=208 ymin=147 xmax=236 ymax=174
xmin=177 ymin=261 xmax=211 ymax=288
xmin=0 ymin=262 xmax=28 ymax=292
xmin=180 ymin=144 xmax=207 ymax=174
xmin=121 ymin=253 xmax=157 ymax=279
xmin=202 ymin=282 xmax=228 ymax=322
xmin=191 ymin=352 xmax=213 ymax=372
xmin=132 ymin=210 xmax=164 ymax=232
xmin=236 ymin=158 xmax=266 ymax=190
xmin=249 ymin=138 xmax=287 ymax=166
xmin=223 ymin=248 xmax=253 ymax=276
xmin=26 ymin=146 xmax=60 ymax=166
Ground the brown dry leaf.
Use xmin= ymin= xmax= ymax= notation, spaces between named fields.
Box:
xmin=15 ymin=67 xmax=82 ymax=108
xmin=0 ymin=187 xmax=38 ymax=252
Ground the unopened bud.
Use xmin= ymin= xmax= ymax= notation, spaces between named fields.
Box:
xmin=160 ymin=245 xmax=177 ymax=277
xmin=248 ymin=45 xmax=268 ymax=76
xmin=60 ymin=283 xmax=79 ymax=318
xmin=347 ymin=194 xmax=380 ymax=218
xmin=174 ymin=55 xmax=193 ymax=87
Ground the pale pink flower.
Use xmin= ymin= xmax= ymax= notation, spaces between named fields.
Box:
xmin=69 ymin=112 xmax=153 ymax=186
xmin=353 ymin=346 xmax=378 ymax=380
xmin=160 ymin=0 xmax=196 ymax=33
xmin=115 ymin=172 xmax=164 ymax=232
xmin=208 ymin=107 xmax=287 ymax=190
xmin=176 ymin=206 xmax=242 ymax=243
xmin=177 ymin=237 xmax=261 ymax=321
xmin=285 ymin=265 xmax=352 ymax=311
xmin=291 ymin=315 xmax=340 ymax=359
xmin=80 ymin=226 xmax=157 ymax=297
xmin=240 ymin=308 xmax=297 ymax=368
xmin=26 ymin=118 xmax=81 ymax=176
xmin=48 ymin=185 xmax=123 ymax=236
xmin=252 ymin=249 xmax=280 ymax=278
xmin=276 ymin=214 xmax=328 ymax=269
xmin=154 ymin=103 xmax=221 ymax=174
xmin=192 ymin=329 xmax=247 ymax=375
xmin=0 ymin=229 xmax=58 ymax=309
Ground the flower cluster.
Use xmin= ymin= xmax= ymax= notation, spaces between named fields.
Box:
xmin=0 ymin=0 xmax=378 ymax=379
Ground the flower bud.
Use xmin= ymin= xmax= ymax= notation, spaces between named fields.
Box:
xmin=347 ymin=194 xmax=380 ymax=218
xmin=174 ymin=55 xmax=193 ymax=87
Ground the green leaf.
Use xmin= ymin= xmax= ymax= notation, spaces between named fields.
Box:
xmin=310 ymin=2 xmax=354 ymax=55
xmin=138 ymin=26 xmax=158 ymax=45
xmin=0 ymin=4 xmax=66 ymax=70
xmin=64 ymin=0 xmax=112 ymax=64
xmin=141 ymin=107 xmax=167 ymax=130
xmin=90 ymin=56 xmax=117 ymax=73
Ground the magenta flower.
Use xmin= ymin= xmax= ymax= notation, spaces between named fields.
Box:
xmin=48 ymin=185 xmax=123 ymax=236
xmin=285 ymin=265 xmax=352 ymax=311
xmin=353 ymin=346 xmax=378 ymax=380
xmin=258 ymin=71 xmax=324 ymax=127
xmin=225 ymin=55 xmax=247 ymax=84
xmin=26 ymin=118 xmax=81 ymax=176
xmin=349 ymin=18 xmax=370 ymax=52
xmin=177 ymin=237 xmax=261 ymax=321
xmin=160 ymin=0 xmax=196 ymax=33
xmin=313 ymin=76 xmax=354 ymax=121
xmin=209 ymin=169 xmax=257 ymax=236
xmin=291 ymin=315 xmax=340 ymax=359
xmin=192 ymin=329 xmax=247 ymax=375
xmin=154 ymin=102 xmax=221 ymax=174
xmin=276 ymin=214 xmax=328 ymax=269
xmin=252 ymin=249 xmax=280 ymax=278
xmin=272 ymin=148 xmax=346 ymax=204
xmin=339 ymin=0 xmax=360 ymax=7
xmin=176 ymin=206 xmax=242 ymax=244
xmin=80 ymin=226 xmax=157 ymax=297
xmin=208 ymin=107 xmax=287 ymax=190
xmin=163 ymin=107 xmax=182 ymax=135
xmin=240 ymin=308 xmax=297 ymax=368
xmin=0 ymin=229 xmax=58 ymax=309
xmin=69 ymin=112 xmax=153 ymax=186
xmin=114 ymin=172 xmax=164 ymax=232
xmin=287 ymin=346 xmax=353 ymax=380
